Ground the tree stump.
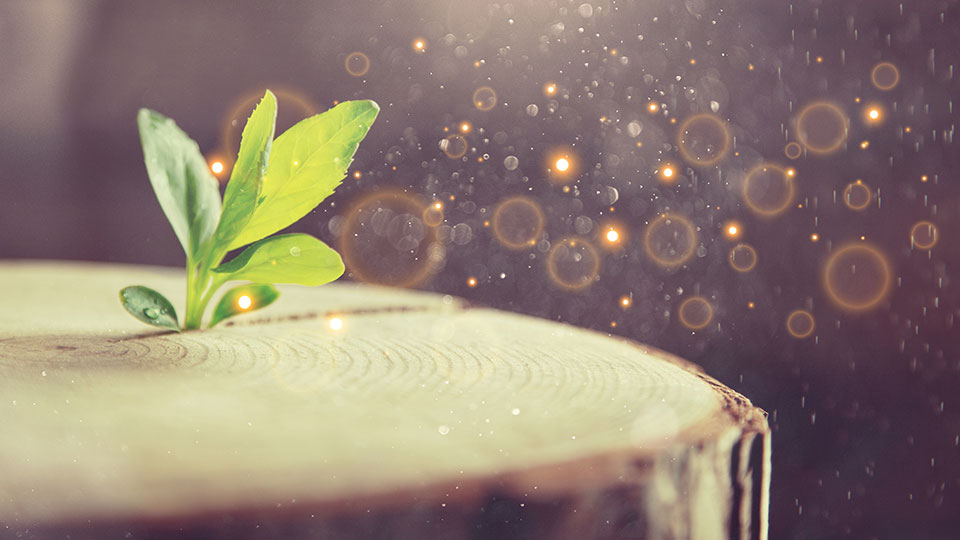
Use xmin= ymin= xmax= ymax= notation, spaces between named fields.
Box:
xmin=0 ymin=262 xmax=769 ymax=540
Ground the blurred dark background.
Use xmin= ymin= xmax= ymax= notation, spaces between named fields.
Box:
xmin=1 ymin=0 xmax=958 ymax=538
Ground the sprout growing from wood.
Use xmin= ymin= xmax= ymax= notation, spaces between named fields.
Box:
xmin=120 ymin=90 xmax=379 ymax=331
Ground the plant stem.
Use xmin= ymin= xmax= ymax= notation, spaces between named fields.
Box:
xmin=184 ymin=258 xmax=201 ymax=331
xmin=184 ymin=249 xmax=228 ymax=331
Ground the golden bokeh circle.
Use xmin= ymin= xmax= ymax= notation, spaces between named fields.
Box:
xmin=491 ymin=196 xmax=545 ymax=250
xmin=785 ymin=309 xmax=816 ymax=339
xmin=345 ymin=52 xmax=371 ymax=77
xmin=441 ymin=134 xmax=469 ymax=159
xmin=643 ymin=214 xmax=698 ymax=268
xmin=842 ymin=180 xmax=872 ymax=211
xmin=677 ymin=296 xmax=714 ymax=330
xmin=729 ymin=243 xmax=758 ymax=273
xmin=676 ymin=113 xmax=731 ymax=167
xmin=910 ymin=221 xmax=938 ymax=250
xmin=822 ymin=243 xmax=893 ymax=313
xmin=422 ymin=203 xmax=444 ymax=227
xmin=795 ymin=101 xmax=848 ymax=155
xmin=472 ymin=86 xmax=498 ymax=111
xmin=546 ymin=238 xmax=601 ymax=291
xmin=337 ymin=190 xmax=441 ymax=289
xmin=871 ymin=62 xmax=900 ymax=91
xmin=784 ymin=141 xmax=803 ymax=160
xmin=742 ymin=163 xmax=796 ymax=218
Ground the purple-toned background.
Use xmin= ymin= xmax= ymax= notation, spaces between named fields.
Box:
xmin=2 ymin=0 xmax=958 ymax=537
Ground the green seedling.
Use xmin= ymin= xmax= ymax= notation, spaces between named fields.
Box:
xmin=120 ymin=90 xmax=379 ymax=330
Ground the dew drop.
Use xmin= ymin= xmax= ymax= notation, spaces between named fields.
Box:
xmin=143 ymin=308 xmax=159 ymax=319
xmin=290 ymin=246 xmax=302 ymax=257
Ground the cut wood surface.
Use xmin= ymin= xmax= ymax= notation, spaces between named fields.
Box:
xmin=0 ymin=261 xmax=769 ymax=540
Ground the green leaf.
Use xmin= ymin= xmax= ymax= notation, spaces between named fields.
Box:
xmin=119 ymin=286 xmax=181 ymax=331
xmin=212 ymin=233 xmax=344 ymax=286
xmin=209 ymin=284 xmax=279 ymax=327
xmin=209 ymin=90 xmax=277 ymax=257
xmin=227 ymin=100 xmax=379 ymax=251
xmin=138 ymin=108 xmax=222 ymax=260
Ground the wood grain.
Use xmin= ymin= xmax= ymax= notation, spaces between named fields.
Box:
xmin=0 ymin=261 xmax=769 ymax=540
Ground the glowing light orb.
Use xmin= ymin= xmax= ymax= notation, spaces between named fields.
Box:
xmin=210 ymin=160 xmax=225 ymax=175
xmin=546 ymin=149 xmax=578 ymax=181
xmin=467 ymin=277 xmax=478 ymax=287
xmin=619 ymin=296 xmax=632 ymax=308
xmin=643 ymin=213 xmax=698 ymax=268
xmin=786 ymin=310 xmax=815 ymax=339
xmin=329 ymin=317 xmax=343 ymax=331
xmin=863 ymin=104 xmax=885 ymax=126
xmin=822 ymin=243 xmax=892 ymax=313
xmin=412 ymin=38 xmax=427 ymax=53
xmin=492 ymin=196 xmax=545 ymax=249
xmin=871 ymin=62 xmax=900 ymax=91
xmin=459 ymin=121 xmax=472 ymax=134
xmin=647 ymin=101 xmax=660 ymax=113
xmin=677 ymin=296 xmax=714 ymax=330
xmin=723 ymin=221 xmax=742 ymax=240
xmin=742 ymin=163 xmax=796 ymax=218
xmin=795 ymin=101 xmax=848 ymax=155
xmin=544 ymin=82 xmax=557 ymax=96
xmin=345 ymin=52 xmax=371 ymax=77
xmin=237 ymin=295 xmax=252 ymax=310
xmin=676 ymin=113 xmax=731 ymax=167
xmin=729 ymin=243 xmax=758 ymax=273
xmin=658 ymin=164 xmax=678 ymax=183
xmin=605 ymin=229 xmax=620 ymax=243
xmin=910 ymin=221 xmax=938 ymax=250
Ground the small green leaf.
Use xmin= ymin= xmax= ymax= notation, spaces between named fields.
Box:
xmin=209 ymin=284 xmax=279 ymax=327
xmin=119 ymin=286 xmax=181 ymax=331
xmin=227 ymin=100 xmax=379 ymax=250
xmin=210 ymin=90 xmax=277 ymax=257
xmin=213 ymin=233 xmax=344 ymax=286
xmin=138 ymin=109 xmax=222 ymax=260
